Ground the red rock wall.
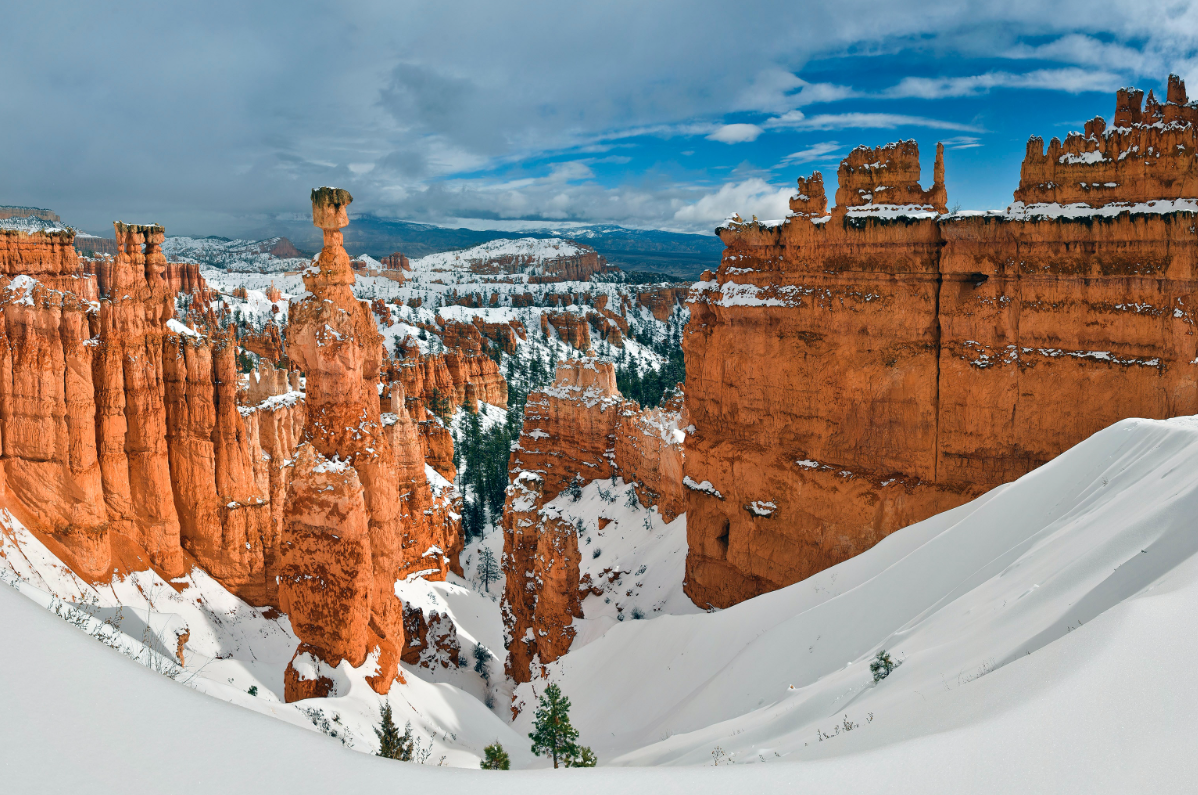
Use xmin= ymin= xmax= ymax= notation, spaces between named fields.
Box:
xmin=685 ymin=90 xmax=1198 ymax=608
xmin=0 ymin=226 xmax=304 ymax=597
xmin=613 ymin=393 xmax=687 ymax=521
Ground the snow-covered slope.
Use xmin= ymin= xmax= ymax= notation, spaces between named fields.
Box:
xmin=5 ymin=417 xmax=1198 ymax=790
xmin=410 ymin=237 xmax=587 ymax=275
xmin=509 ymin=415 xmax=1198 ymax=770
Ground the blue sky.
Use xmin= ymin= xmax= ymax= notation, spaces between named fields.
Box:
xmin=3 ymin=2 xmax=1197 ymax=236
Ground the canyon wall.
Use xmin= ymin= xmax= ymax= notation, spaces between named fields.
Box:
xmin=501 ymin=356 xmax=686 ymax=682
xmin=684 ymin=77 xmax=1198 ymax=608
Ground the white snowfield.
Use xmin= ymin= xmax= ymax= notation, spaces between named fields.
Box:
xmin=4 ymin=416 xmax=1198 ymax=791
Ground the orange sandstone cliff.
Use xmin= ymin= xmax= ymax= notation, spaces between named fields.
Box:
xmin=684 ymin=78 xmax=1198 ymax=609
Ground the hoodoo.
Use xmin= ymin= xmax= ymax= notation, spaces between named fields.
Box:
xmin=684 ymin=77 xmax=1198 ymax=608
xmin=279 ymin=187 xmax=464 ymax=700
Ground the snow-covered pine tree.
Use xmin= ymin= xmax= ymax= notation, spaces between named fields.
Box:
xmin=870 ymin=649 xmax=899 ymax=682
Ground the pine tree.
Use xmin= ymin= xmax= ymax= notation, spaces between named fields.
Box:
xmin=528 ymin=683 xmax=586 ymax=769
xmin=476 ymin=546 xmax=500 ymax=592
xmin=480 ymin=741 xmax=510 ymax=770
xmin=473 ymin=642 xmax=491 ymax=680
xmin=375 ymin=703 xmax=414 ymax=760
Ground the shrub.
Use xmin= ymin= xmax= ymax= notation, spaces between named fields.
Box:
xmin=481 ymin=741 xmax=510 ymax=770
xmin=870 ymin=649 xmax=900 ymax=683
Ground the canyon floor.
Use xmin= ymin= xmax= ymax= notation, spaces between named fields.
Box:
xmin=5 ymin=413 xmax=1198 ymax=791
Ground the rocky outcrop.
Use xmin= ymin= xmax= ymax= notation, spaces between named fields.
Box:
xmin=508 ymin=357 xmax=624 ymax=501
xmin=240 ymin=322 xmax=286 ymax=364
xmin=614 ymin=391 xmax=687 ymax=521
xmin=501 ymin=470 xmax=582 ymax=685
xmin=279 ymin=187 xmax=425 ymax=700
xmin=401 ymin=603 xmax=463 ymax=669
xmin=471 ymin=316 xmax=526 ymax=354
xmin=441 ymin=320 xmax=484 ymax=353
xmin=1016 ymin=76 xmax=1198 ymax=207
xmin=835 ymin=140 xmax=946 ymax=213
xmin=541 ymin=311 xmax=591 ymax=350
xmin=635 ymin=287 xmax=688 ymax=321
xmin=0 ymin=225 xmax=303 ymax=595
xmin=1 ymin=228 xmax=98 ymax=299
xmin=392 ymin=350 xmax=508 ymax=415
xmin=501 ymin=357 xmax=694 ymax=682
xmin=685 ymin=78 xmax=1198 ymax=608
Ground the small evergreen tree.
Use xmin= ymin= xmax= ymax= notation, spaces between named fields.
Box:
xmin=473 ymin=642 xmax=491 ymax=680
xmin=375 ymin=703 xmax=414 ymax=760
xmin=566 ymin=474 xmax=583 ymax=502
xmin=625 ymin=487 xmax=640 ymax=509
xmin=871 ymin=649 xmax=899 ymax=683
xmin=528 ymin=683 xmax=590 ymax=769
xmin=481 ymin=741 xmax=510 ymax=770
xmin=566 ymin=745 xmax=597 ymax=767
xmin=476 ymin=546 xmax=500 ymax=592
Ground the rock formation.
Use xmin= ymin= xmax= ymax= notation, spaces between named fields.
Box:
xmin=614 ymin=391 xmax=687 ymax=521
xmin=0 ymin=224 xmax=303 ymax=596
xmin=502 ymin=356 xmax=690 ymax=681
xmin=501 ymin=470 xmax=583 ymax=685
xmin=541 ymin=311 xmax=591 ymax=350
xmin=685 ymin=77 xmax=1198 ymax=608
xmin=1016 ymin=76 xmax=1198 ymax=207
xmin=279 ymin=187 xmax=418 ymax=700
xmin=636 ymin=287 xmax=688 ymax=321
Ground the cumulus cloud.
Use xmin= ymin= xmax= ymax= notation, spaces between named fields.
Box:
xmin=672 ymin=179 xmax=793 ymax=226
xmin=706 ymin=124 xmax=765 ymax=143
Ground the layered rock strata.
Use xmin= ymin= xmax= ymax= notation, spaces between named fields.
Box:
xmin=279 ymin=188 xmax=457 ymax=700
xmin=685 ymin=78 xmax=1198 ymax=608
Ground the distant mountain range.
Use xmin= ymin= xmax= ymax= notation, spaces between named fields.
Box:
xmin=239 ymin=216 xmax=723 ymax=280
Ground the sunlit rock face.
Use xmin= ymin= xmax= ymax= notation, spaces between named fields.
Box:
xmin=0 ymin=223 xmax=293 ymax=591
xmin=685 ymin=79 xmax=1198 ymax=608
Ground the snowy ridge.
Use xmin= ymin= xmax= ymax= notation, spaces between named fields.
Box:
xmin=410 ymin=237 xmax=587 ymax=274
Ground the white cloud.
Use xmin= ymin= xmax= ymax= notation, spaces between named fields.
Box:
xmin=672 ymin=178 xmax=793 ymax=226
xmin=886 ymin=68 xmax=1124 ymax=99
xmin=763 ymin=110 xmax=982 ymax=132
xmin=706 ymin=124 xmax=765 ymax=143
xmin=733 ymin=69 xmax=857 ymax=113
xmin=941 ymin=135 xmax=981 ymax=149
xmin=779 ymin=141 xmax=841 ymax=165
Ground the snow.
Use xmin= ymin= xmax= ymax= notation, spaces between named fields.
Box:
xmin=411 ymin=237 xmax=587 ymax=275
xmin=6 ymin=415 xmax=1198 ymax=788
xmin=163 ymin=236 xmax=310 ymax=273
xmin=1005 ymin=198 xmax=1198 ymax=220
xmin=0 ymin=215 xmax=69 ymax=233
xmin=166 ymin=318 xmax=200 ymax=338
